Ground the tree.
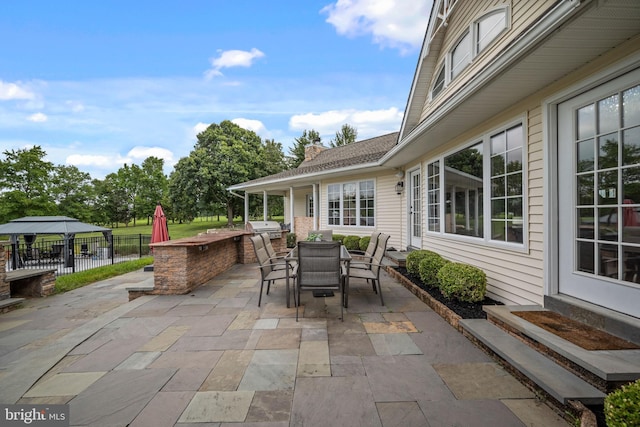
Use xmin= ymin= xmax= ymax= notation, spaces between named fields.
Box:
xmin=168 ymin=154 xmax=205 ymax=223
xmin=288 ymin=129 xmax=321 ymax=168
xmin=0 ymin=146 xmax=55 ymax=221
xmin=50 ymin=165 xmax=94 ymax=222
xmin=137 ymin=157 xmax=168 ymax=224
xmin=330 ymin=124 xmax=358 ymax=147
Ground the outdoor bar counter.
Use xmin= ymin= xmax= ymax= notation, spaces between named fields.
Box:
xmin=136 ymin=230 xmax=287 ymax=299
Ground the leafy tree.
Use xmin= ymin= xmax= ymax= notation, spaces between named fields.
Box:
xmin=0 ymin=146 xmax=55 ymax=221
xmin=168 ymin=154 xmax=205 ymax=223
xmin=288 ymin=129 xmax=321 ymax=168
xmin=50 ymin=165 xmax=94 ymax=222
xmin=137 ymin=157 xmax=168 ymax=224
xmin=195 ymin=120 xmax=266 ymax=225
xmin=330 ymin=124 xmax=357 ymax=147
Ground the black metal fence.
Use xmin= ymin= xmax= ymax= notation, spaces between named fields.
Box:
xmin=4 ymin=234 xmax=152 ymax=276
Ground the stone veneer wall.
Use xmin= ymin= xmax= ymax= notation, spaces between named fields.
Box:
xmin=294 ymin=217 xmax=314 ymax=243
xmin=0 ymin=245 xmax=8 ymax=300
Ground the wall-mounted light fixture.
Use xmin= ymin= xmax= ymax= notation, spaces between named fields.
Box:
xmin=198 ymin=245 xmax=209 ymax=252
xmin=395 ymin=170 xmax=405 ymax=195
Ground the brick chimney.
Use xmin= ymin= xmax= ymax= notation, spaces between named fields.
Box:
xmin=304 ymin=144 xmax=327 ymax=162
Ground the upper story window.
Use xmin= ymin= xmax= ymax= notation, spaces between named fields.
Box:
xmin=431 ymin=6 xmax=509 ymax=101
xmin=475 ymin=8 xmax=507 ymax=54
xmin=431 ymin=65 xmax=446 ymax=99
xmin=327 ymin=180 xmax=375 ymax=227
xmin=450 ymin=31 xmax=471 ymax=80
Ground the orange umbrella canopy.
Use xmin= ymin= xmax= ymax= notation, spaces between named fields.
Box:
xmin=150 ymin=205 xmax=169 ymax=244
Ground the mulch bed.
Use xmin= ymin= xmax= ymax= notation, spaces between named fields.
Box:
xmin=391 ymin=267 xmax=502 ymax=319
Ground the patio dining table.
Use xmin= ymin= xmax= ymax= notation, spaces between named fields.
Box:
xmin=284 ymin=243 xmax=351 ymax=308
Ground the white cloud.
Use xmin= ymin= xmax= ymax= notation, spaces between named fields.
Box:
xmin=232 ymin=118 xmax=269 ymax=137
xmin=193 ymin=122 xmax=209 ymax=136
xmin=321 ymin=0 xmax=430 ymax=53
xmin=205 ymin=48 xmax=265 ymax=79
xmin=66 ymin=153 xmax=127 ymax=169
xmin=127 ymin=146 xmax=174 ymax=163
xmin=65 ymin=100 xmax=85 ymax=112
xmin=0 ymin=80 xmax=35 ymax=100
xmin=289 ymin=107 xmax=403 ymax=138
xmin=27 ymin=112 xmax=48 ymax=122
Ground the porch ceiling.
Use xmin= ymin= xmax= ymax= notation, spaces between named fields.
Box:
xmin=385 ymin=0 xmax=640 ymax=168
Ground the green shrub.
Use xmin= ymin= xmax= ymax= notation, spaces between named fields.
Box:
xmin=406 ymin=250 xmax=432 ymax=276
xmin=418 ymin=252 xmax=449 ymax=288
xmin=286 ymin=233 xmax=297 ymax=248
xmin=605 ymin=379 xmax=640 ymax=427
xmin=332 ymin=234 xmax=345 ymax=243
xmin=342 ymin=235 xmax=361 ymax=251
xmin=437 ymin=262 xmax=487 ymax=303
xmin=359 ymin=236 xmax=371 ymax=252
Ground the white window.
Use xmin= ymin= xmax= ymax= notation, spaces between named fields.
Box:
xmin=327 ymin=180 xmax=375 ymax=227
xmin=475 ymin=8 xmax=507 ymax=54
xmin=428 ymin=122 xmax=525 ymax=246
xmin=431 ymin=64 xmax=446 ymax=99
xmin=450 ymin=31 xmax=471 ymax=80
xmin=306 ymin=194 xmax=314 ymax=217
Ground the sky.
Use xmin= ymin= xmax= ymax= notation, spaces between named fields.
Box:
xmin=0 ymin=0 xmax=431 ymax=179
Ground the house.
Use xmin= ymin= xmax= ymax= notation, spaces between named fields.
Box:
xmin=230 ymin=0 xmax=640 ymax=326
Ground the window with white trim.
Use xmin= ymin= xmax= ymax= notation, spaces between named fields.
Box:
xmin=431 ymin=65 xmax=446 ymax=99
xmin=427 ymin=122 xmax=525 ymax=245
xmin=327 ymin=180 xmax=375 ymax=227
xmin=450 ymin=31 xmax=471 ymax=80
xmin=475 ymin=8 xmax=507 ymax=54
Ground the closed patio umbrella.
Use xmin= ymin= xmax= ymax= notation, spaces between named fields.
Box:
xmin=150 ymin=204 xmax=170 ymax=248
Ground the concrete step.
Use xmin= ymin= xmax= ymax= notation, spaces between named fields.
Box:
xmin=460 ymin=318 xmax=607 ymax=405
xmin=484 ymin=305 xmax=640 ymax=390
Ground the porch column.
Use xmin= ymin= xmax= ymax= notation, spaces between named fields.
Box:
xmin=263 ymin=190 xmax=268 ymax=220
xmin=244 ymin=192 xmax=249 ymax=226
xmin=313 ymin=183 xmax=319 ymax=230
xmin=289 ymin=187 xmax=295 ymax=234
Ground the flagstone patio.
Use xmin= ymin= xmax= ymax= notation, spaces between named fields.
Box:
xmin=0 ymin=263 xmax=571 ymax=426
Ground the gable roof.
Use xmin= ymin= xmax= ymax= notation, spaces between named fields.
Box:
xmin=228 ymin=132 xmax=398 ymax=193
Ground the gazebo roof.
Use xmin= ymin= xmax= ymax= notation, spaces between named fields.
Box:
xmin=0 ymin=216 xmax=111 ymax=236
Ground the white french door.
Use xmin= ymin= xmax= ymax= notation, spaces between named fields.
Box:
xmin=409 ymin=168 xmax=422 ymax=248
xmin=558 ymin=68 xmax=640 ymax=318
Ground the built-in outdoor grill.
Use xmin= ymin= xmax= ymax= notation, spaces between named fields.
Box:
xmin=247 ymin=221 xmax=282 ymax=239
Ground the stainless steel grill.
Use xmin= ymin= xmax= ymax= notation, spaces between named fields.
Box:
xmin=247 ymin=221 xmax=282 ymax=239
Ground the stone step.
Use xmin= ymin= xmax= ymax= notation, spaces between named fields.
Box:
xmin=484 ymin=305 xmax=640 ymax=388
xmin=0 ymin=297 xmax=25 ymax=313
xmin=460 ymin=318 xmax=607 ymax=405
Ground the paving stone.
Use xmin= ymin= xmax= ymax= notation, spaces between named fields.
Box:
xmin=291 ymin=377 xmax=382 ymax=427
xmin=200 ymin=350 xmax=254 ymax=391
xmin=228 ymin=311 xmax=259 ymax=330
xmin=253 ymin=318 xmax=279 ymax=329
xmin=63 ymin=337 xmax=143 ymax=372
xmin=363 ymin=320 xmax=418 ymax=334
xmin=433 ymin=362 xmax=534 ymax=400
xmin=330 ymin=355 xmax=366 ymax=377
xmin=216 ymin=297 xmax=251 ymax=308
xmin=328 ymin=332 xmax=375 ymax=357
xmin=178 ymin=390 xmax=255 ymax=423
xmin=418 ymin=398 xmax=528 ymax=427
xmin=129 ymin=391 xmax=195 ymax=427
xmin=369 ymin=333 xmax=423 ymax=356
xmin=0 ymin=319 xmax=30 ymax=332
xmin=363 ymin=355 xmax=453 ymax=402
xmin=245 ymin=390 xmax=293 ymax=423
xmin=139 ymin=325 xmax=191 ymax=351
xmin=165 ymin=304 xmax=215 ymax=317
xmin=300 ymin=328 xmax=328 ymax=341
xmin=297 ymin=341 xmax=330 ymax=377
xmin=179 ymin=314 xmax=237 ymax=336
xmin=277 ymin=318 xmax=326 ymax=329
xmin=163 ymin=367 xmax=213 ymax=391
xmin=24 ymin=371 xmax=106 ymax=397
xmin=238 ymin=349 xmax=298 ymax=391
xmin=69 ymin=368 xmax=176 ymax=427
xmin=149 ymin=350 xmax=223 ymax=370
xmin=255 ymin=328 xmax=301 ymax=350
xmin=115 ymin=351 xmax=161 ymax=370
xmin=170 ymin=330 xmax=253 ymax=351
xmin=376 ymin=401 xmax=428 ymax=427
xmin=501 ymin=398 xmax=570 ymax=427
